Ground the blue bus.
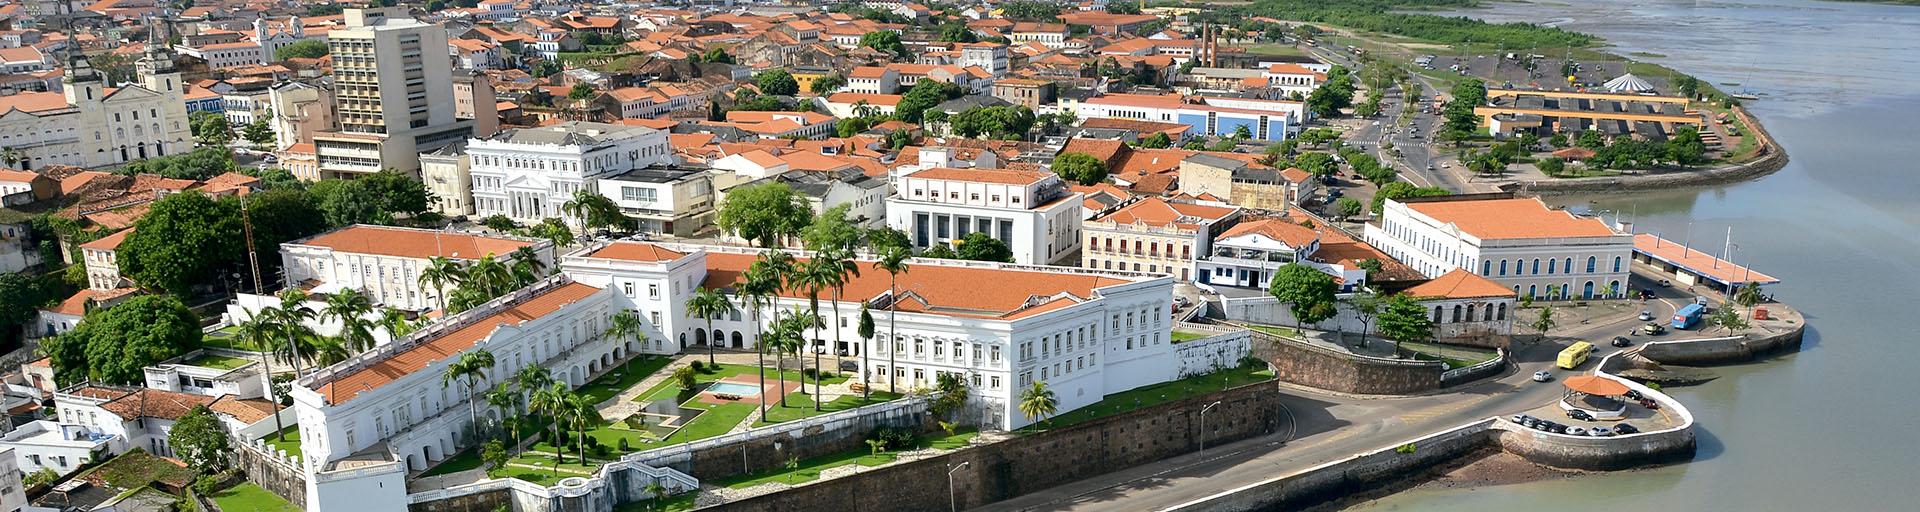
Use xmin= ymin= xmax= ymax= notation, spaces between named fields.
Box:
xmin=1672 ymin=303 xmax=1705 ymax=329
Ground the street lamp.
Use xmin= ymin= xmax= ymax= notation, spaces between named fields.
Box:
xmin=1199 ymin=401 xmax=1223 ymax=452
xmin=948 ymin=461 xmax=971 ymax=512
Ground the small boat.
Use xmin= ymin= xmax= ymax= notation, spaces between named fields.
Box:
xmin=1731 ymin=92 xmax=1760 ymax=101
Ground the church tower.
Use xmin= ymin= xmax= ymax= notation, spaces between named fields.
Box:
xmin=137 ymin=18 xmax=183 ymax=98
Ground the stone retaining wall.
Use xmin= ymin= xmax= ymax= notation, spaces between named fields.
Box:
xmin=710 ymin=378 xmax=1284 ymax=512
xmin=1630 ymin=322 xmax=1804 ymax=366
xmin=1248 ymin=330 xmax=1442 ymax=395
xmin=235 ymin=438 xmax=306 ymax=508
xmin=1513 ymin=106 xmax=1790 ymax=194
xmin=1162 ymin=419 xmax=1498 ymax=512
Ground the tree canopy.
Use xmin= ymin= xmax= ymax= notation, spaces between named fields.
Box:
xmin=948 ymin=105 xmax=1036 ymax=139
xmin=1269 ymin=263 xmax=1338 ymax=327
xmin=42 ymin=295 xmax=201 ymax=385
xmin=860 ymin=31 xmax=908 ymax=57
xmin=894 ymin=80 xmax=964 ymax=123
xmin=1376 ymin=293 xmax=1434 ymax=343
xmin=118 ymin=192 xmax=245 ymax=297
xmin=169 ymin=405 xmax=231 ymax=472
xmin=954 ymin=232 xmax=1014 ymax=263
xmin=755 ymin=69 xmax=800 ymax=96
xmin=717 ymin=182 xmax=813 ymax=247
xmin=1052 ymin=151 xmax=1108 ymax=186
xmin=1373 ymin=181 xmax=1450 ymax=211
xmin=118 ymin=147 xmax=237 ymax=181
xmin=275 ymin=39 xmax=330 ymax=61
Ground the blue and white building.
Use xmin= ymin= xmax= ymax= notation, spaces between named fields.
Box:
xmin=1073 ymin=93 xmax=1307 ymax=141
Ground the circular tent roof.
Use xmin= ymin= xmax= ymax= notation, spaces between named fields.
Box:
xmin=1563 ymin=375 xmax=1631 ymax=396
xmin=1604 ymin=73 xmax=1656 ymax=93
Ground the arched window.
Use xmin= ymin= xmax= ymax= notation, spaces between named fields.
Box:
xmin=1612 ymin=256 xmax=1623 ymax=273
xmin=1609 ymin=280 xmax=1622 ymax=298
xmin=1531 ymin=259 xmax=1541 ymax=275
xmin=1432 ymin=306 xmax=1443 ymax=323
xmin=1586 ymin=256 xmax=1597 ymax=273
xmin=1528 ymin=285 xmax=1537 ymax=298
xmin=1497 ymin=303 xmax=1507 ymax=320
xmin=1564 ymin=258 xmax=1573 ymax=274
xmin=1451 ymin=305 xmax=1462 ymax=323
xmin=1582 ymin=281 xmax=1595 ymax=299
xmin=1465 ymin=304 xmax=1476 ymax=321
xmin=1483 ymin=304 xmax=1493 ymax=321
xmin=1482 ymin=260 xmax=1491 ymax=275
xmin=1548 ymin=258 xmax=1557 ymax=274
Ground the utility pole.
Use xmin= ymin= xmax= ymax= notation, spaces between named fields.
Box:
xmin=241 ymin=193 xmax=287 ymax=441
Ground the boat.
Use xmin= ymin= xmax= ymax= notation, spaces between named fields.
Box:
xmin=1731 ymin=92 xmax=1761 ymax=100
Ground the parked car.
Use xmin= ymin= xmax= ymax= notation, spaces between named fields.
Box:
xmin=1512 ymin=414 xmax=1531 ymax=424
xmin=1624 ymin=390 xmax=1644 ymax=401
xmin=1567 ymin=426 xmax=1588 ymax=436
xmin=1567 ymin=409 xmax=1594 ymax=421
xmin=1658 ymin=279 xmax=1671 ymax=287
xmin=1638 ymin=310 xmax=1655 ymax=321
xmin=1612 ymin=336 xmax=1633 ymax=347
xmin=1614 ymin=423 xmax=1640 ymax=434
xmin=1590 ymin=426 xmax=1614 ymax=437
xmin=1642 ymin=323 xmax=1668 ymax=335
xmin=1532 ymin=370 xmax=1553 ymax=382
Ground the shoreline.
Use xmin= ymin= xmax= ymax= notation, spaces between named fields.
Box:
xmin=1508 ymin=105 xmax=1791 ymax=195
xmin=1329 ymin=451 xmax=1580 ymax=511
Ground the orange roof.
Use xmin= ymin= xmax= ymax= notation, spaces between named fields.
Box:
xmin=1094 ymin=197 xmax=1236 ymax=229
xmin=45 ymin=287 xmax=137 ymax=316
xmin=825 ymin=92 xmax=902 ymax=107
xmin=0 ymin=91 xmax=70 ymax=114
xmin=80 ymin=228 xmax=133 ymax=251
xmin=909 ymin=167 xmax=1053 ymax=186
xmin=317 ymin=282 xmax=603 ymax=404
xmin=294 ymin=225 xmax=535 ymax=260
xmin=1403 ymin=198 xmax=1617 ymax=240
xmin=1563 ymin=375 xmax=1630 ymax=396
xmin=700 ymin=252 xmax=1132 ymax=319
xmin=1633 ymin=234 xmax=1779 ymax=285
xmin=1217 ymin=218 xmax=1319 ymax=248
xmin=583 ymin=242 xmax=686 ymax=262
xmin=94 ymin=387 xmax=217 ymax=421
xmin=1403 ymin=269 xmax=1514 ymax=299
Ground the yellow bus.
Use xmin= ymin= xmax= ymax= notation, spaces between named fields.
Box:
xmin=1556 ymin=341 xmax=1594 ymax=370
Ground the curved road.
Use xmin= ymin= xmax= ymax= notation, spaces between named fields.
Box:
xmin=978 ymin=277 xmax=1684 ymax=512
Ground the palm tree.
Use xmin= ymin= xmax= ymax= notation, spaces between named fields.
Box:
xmin=235 ymin=315 xmax=289 ymax=440
xmin=510 ymin=246 xmax=548 ymax=277
xmin=264 ymin=290 xmax=318 ymax=372
xmin=566 ymin=392 xmax=600 ymax=464
xmin=1019 ymin=381 xmax=1058 ymax=428
xmin=856 ymin=305 xmax=874 ymax=400
xmin=685 ymin=287 xmax=735 ymax=366
xmin=816 ymin=249 xmax=860 ymax=397
xmin=1734 ymin=282 xmax=1765 ymax=318
xmin=442 ymin=349 xmax=497 ymax=442
xmin=643 ymin=481 xmax=668 ymax=511
xmin=766 ymin=310 xmax=808 ymax=408
xmin=789 ymin=258 xmax=841 ymax=411
xmin=378 ymin=308 xmax=417 ymax=340
xmin=530 ymin=382 xmax=568 ymax=464
xmin=447 ymin=287 xmax=492 ymax=315
xmin=419 ymin=256 xmax=467 ymax=313
xmin=738 ymin=262 xmax=782 ymax=419
xmin=603 ymin=310 xmax=645 ymax=370
xmin=875 ymin=247 xmax=909 ymax=394
xmin=562 ymin=189 xmax=623 ymax=237
xmin=486 ymin=383 xmax=519 ymax=441
xmin=322 ymin=289 xmax=376 ymax=353
xmin=309 ymin=337 xmax=352 ymax=366
xmin=515 ymin=365 xmax=553 ymax=412
xmin=0 ymin=146 xmax=22 ymax=169
xmin=467 ymin=253 xmax=513 ymax=296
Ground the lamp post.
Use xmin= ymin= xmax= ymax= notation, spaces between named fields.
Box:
xmin=948 ymin=461 xmax=971 ymax=512
xmin=1200 ymin=401 xmax=1223 ymax=452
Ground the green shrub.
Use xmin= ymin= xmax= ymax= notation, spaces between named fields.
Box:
xmin=618 ymin=438 xmax=631 ymax=452
xmin=868 ymin=425 xmax=918 ymax=450
xmin=689 ymin=360 xmax=705 ymax=372
xmin=193 ymin=475 xmax=221 ymax=496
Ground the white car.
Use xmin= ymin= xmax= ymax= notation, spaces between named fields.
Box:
xmin=1532 ymin=370 xmax=1552 ymax=382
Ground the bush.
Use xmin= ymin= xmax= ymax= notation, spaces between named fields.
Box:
xmin=193 ymin=475 xmax=222 ymax=496
xmin=1238 ymin=355 xmax=1267 ymax=371
xmin=689 ymin=360 xmax=705 ymax=372
xmin=617 ymin=438 xmax=631 ymax=452
xmin=868 ymin=425 xmax=919 ymax=450
xmin=801 ymin=367 xmax=817 ymax=379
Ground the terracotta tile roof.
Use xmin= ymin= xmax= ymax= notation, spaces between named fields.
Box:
xmin=908 ymin=167 xmax=1053 ymax=185
xmin=1095 ymin=197 xmax=1236 ymax=229
xmin=97 ymin=387 xmax=218 ymax=421
xmin=1633 ymin=234 xmax=1779 ymax=285
xmin=208 ymin=396 xmax=279 ymax=424
xmin=700 ymin=251 xmax=1133 ymax=319
xmin=0 ymin=91 xmax=70 ymax=114
xmin=1217 ymin=218 xmax=1319 ymax=249
xmin=1404 ymin=268 xmax=1516 ymax=299
xmin=316 ymin=282 xmax=603 ymax=404
xmin=1059 ymin=138 xmax=1127 ymax=167
xmin=1403 ymin=198 xmax=1616 ymax=240
xmin=45 ymin=287 xmax=137 ymax=316
xmin=80 ymin=228 xmax=133 ymax=251
xmin=582 ymin=242 xmax=686 ymax=262
xmin=294 ymin=225 xmax=535 ymax=260
xmin=825 ymin=92 xmax=902 ymax=106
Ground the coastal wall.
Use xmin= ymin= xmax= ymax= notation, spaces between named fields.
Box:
xmin=639 ymin=397 xmax=931 ymax=482
xmin=1248 ymin=330 xmax=1443 ymax=395
xmin=1631 ymin=321 xmax=1804 ymax=366
xmin=1514 ymin=106 xmax=1789 ymax=194
xmin=1161 ymin=419 xmax=1498 ymax=512
xmin=710 ymin=378 xmax=1283 ymax=512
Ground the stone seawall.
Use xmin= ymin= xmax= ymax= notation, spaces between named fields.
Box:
xmin=1514 ymin=106 xmax=1789 ymax=194
xmin=1249 ymin=330 xmax=1443 ymax=395
xmin=1631 ymin=322 xmax=1804 ymax=366
xmin=711 ymin=379 xmax=1284 ymax=512
xmin=1162 ymin=420 xmax=1498 ymax=512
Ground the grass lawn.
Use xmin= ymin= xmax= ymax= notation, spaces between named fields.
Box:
xmin=580 ymin=356 xmax=674 ymax=404
xmin=419 ymin=447 xmax=484 ymax=477
xmin=1399 ymin=341 xmax=1498 ymax=369
xmin=82 ymin=449 xmax=196 ymax=490
xmin=757 ymin=391 xmax=903 ymax=425
xmin=210 ymin=483 xmax=301 ymax=512
xmin=1171 ymin=330 xmax=1212 ymax=343
xmin=202 ymin=325 xmax=268 ymax=351
xmin=261 ymin=426 xmax=301 ymax=461
xmin=632 ymin=363 xmax=847 ymax=403
xmin=614 ymin=492 xmax=699 ymax=512
xmin=715 ymin=428 xmax=978 ymax=489
xmin=1245 ymin=43 xmax=1307 ymax=57
xmin=187 ymin=354 xmax=253 ymax=370
xmin=1020 ymin=367 xmax=1276 ymax=432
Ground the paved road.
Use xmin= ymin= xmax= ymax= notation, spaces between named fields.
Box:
xmin=977 ymin=272 xmax=1684 ymax=512
xmin=1298 ymin=43 xmax=1486 ymax=194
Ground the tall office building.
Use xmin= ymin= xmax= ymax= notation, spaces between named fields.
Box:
xmin=313 ymin=8 xmax=471 ymax=177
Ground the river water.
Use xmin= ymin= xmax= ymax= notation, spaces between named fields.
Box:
xmin=1357 ymin=0 xmax=1920 ymax=509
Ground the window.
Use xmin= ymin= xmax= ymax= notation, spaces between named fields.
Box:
xmin=1482 ymin=260 xmax=1492 ymax=275
xmin=621 ymin=187 xmax=657 ymax=202
xmin=648 ymin=283 xmax=660 ymax=299
xmin=1586 ymin=256 xmax=1597 ymax=273
xmin=1548 ymin=258 xmax=1557 ymax=274
xmin=1612 ymin=256 xmax=1623 ymax=273
xmin=1498 ymin=260 xmax=1507 ymax=276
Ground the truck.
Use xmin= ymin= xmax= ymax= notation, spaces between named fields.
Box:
xmin=1671 ymin=303 xmax=1706 ymax=329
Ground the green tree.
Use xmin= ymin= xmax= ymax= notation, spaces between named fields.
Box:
xmin=698 ymin=47 xmax=734 ymax=64
xmin=1708 ymin=306 xmax=1749 ymax=333
xmin=755 ymin=69 xmax=799 ymax=96
xmin=1348 ymin=292 xmax=1382 ymax=347
xmin=1673 ymin=75 xmax=1701 ymax=99
xmin=0 ymin=273 xmax=50 ymax=340
xmin=321 ymin=288 xmax=376 ymax=353
xmin=1537 ymin=156 xmax=1567 ymax=177
xmin=1376 ymin=293 xmax=1434 ymax=343
xmin=955 ymin=232 xmax=1014 ymax=262
xmin=672 ymin=365 xmax=698 ymax=391
xmin=43 ymin=295 xmax=202 ymax=385
xmin=118 ymin=192 xmax=243 ymax=297
xmin=531 ymin=60 xmax=561 ymax=78
xmin=567 ymin=83 xmax=596 ymax=101
xmin=1335 ymin=197 xmax=1364 ymax=218
xmin=1294 ymin=152 xmax=1337 ymax=178
xmin=717 ymin=182 xmax=813 ymax=248
xmin=1052 ymin=151 xmax=1108 ymax=185
xmin=275 ymin=39 xmax=330 ymax=61
xmin=788 ymin=259 xmax=842 ymax=411
xmin=119 ymin=147 xmax=237 ymax=180
xmin=1268 ymin=264 xmax=1337 ymax=328
xmin=810 ymin=74 xmax=847 ymax=94
xmin=308 ymin=179 xmax=387 ymax=227
xmin=190 ymin=111 xmax=233 ymax=145
xmin=894 ymin=80 xmax=963 ymax=123
xmin=169 ymin=405 xmax=231 ymax=473
xmin=685 ymin=287 xmax=735 ymax=365
xmin=1665 ymin=125 xmax=1708 ymax=166
xmin=483 ymin=440 xmax=509 ymax=472
xmin=922 ymin=243 xmax=958 ymax=259
xmin=1733 ymin=282 xmax=1765 ymax=318
xmin=859 ymin=31 xmax=908 ymax=57
xmin=930 ymin=372 xmax=970 ymax=420
xmin=873 ymin=247 xmax=910 ymax=394
xmin=561 ymin=189 xmax=626 ymax=235
xmin=1442 ymin=79 xmax=1488 ymax=135
xmin=938 ymin=24 xmax=978 ymax=43
xmin=243 ymin=117 xmax=276 ymax=148
xmin=442 ymin=349 xmax=497 ymax=441
xmin=1140 ymin=132 xmax=1172 ymax=149
xmin=1019 ymin=381 xmax=1058 ymax=427
xmin=857 ymin=305 xmax=875 ymax=399
xmin=1530 ymin=305 xmax=1556 ymax=337
xmin=1372 ymin=181 xmax=1450 ymax=212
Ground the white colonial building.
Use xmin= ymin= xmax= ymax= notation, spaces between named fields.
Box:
xmin=277 ymin=224 xmax=552 ymax=311
xmin=1365 ymin=195 xmax=1633 ymax=300
xmin=0 ymin=44 xmax=192 ymax=170
xmin=885 ymin=167 xmax=1083 ymax=265
xmin=468 ymin=121 xmax=672 ymax=226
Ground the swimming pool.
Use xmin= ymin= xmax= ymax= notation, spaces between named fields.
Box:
xmin=705 ymin=382 xmax=762 ymax=396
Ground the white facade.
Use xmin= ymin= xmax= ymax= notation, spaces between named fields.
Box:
xmin=419 ymin=146 xmax=473 ymax=216
xmin=0 ymin=447 xmax=24 ymax=512
xmin=597 ymin=167 xmax=716 ymax=237
xmin=1365 ymin=197 xmax=1633 ymax=300
xmin=0 ymin=47 xmax=192 ymax=170
xmin=316 ymin=8 xmax=471 ymax=176
xmin=278 ymin=224 xmax=553 ymax=311
xmin=885 ymin=168 xmax=1083 ymax=265
xmin=0 ymin=421 xmax=109 ymax=476
xmin=468 ymin=121 xmax=672 ymax=226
